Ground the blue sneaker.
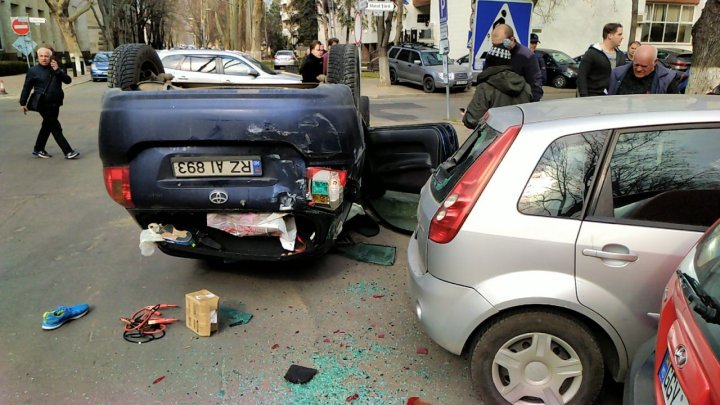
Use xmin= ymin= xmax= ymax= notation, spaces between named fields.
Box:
xmin=42 ymin=304 xmax=90 ymax=330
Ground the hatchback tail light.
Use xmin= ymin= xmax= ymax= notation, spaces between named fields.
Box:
xmin=669 ymin=60 xmax=690 ymax=69
xmin=306 ymin=167 xmax=347 ymax=210
xmin=428 ymin=125 xmax=521 ymax=244
xmin=103 ymin=166 xmax=134 ymax=208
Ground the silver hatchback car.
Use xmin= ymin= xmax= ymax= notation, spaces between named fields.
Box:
xmin=408 ymin=95 xmax=720 ymax=404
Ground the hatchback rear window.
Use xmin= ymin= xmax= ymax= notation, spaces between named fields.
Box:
xmin=431 ymin=123 xmax=502 ymax=201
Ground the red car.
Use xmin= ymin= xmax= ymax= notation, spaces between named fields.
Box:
xmin=625 ymin=219 xmax=720 ymax=404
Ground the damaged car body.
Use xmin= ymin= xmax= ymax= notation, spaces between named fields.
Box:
xmin=99 ymin=44 xmax=458 ymax=262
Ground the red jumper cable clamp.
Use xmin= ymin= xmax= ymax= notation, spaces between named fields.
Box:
xmin=120 ymin=304 xmax=179 ymax=343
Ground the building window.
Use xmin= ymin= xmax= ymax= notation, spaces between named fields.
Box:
xmin=641 ymin=3 xmax=694 ymax=43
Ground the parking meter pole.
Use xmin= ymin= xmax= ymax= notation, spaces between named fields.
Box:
xmin=443 ymin=55 xmax=450 ymax=120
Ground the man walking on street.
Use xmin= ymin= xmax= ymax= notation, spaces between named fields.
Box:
xmin=608 ymin=45 xmax=680 ymax=95
xmin=19 ymin=46 xmax=79 ymax=159
xmin=577 ymin=23 xmax=626 ymax=97
xmin=489 ymin=24 xmax=543 ymax=101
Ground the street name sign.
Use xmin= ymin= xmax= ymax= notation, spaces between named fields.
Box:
xmin=365 ymin=1 xmax=396 ymax=12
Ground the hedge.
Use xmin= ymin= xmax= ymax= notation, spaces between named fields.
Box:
xmin=0 ymin=61 xmax=29 ymax=76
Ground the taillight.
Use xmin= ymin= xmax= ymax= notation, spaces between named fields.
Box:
xmin=103 ymin=166 xmax=134 ymax=208
xmin=669 ymin=61 xmax=689 ymax=69
xmin=428 ymin=125 xmax=521 ymax=244
xmin=306 ymin=167 xmax=347 ymax=210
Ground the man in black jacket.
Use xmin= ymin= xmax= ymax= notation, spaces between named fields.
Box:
xmin=300 ymin=40 xmax=325 ymax=83
xmin=577 ymin=23 xmax=626 ymax=97
xmin=19 ymin=47 xmax=79 ymax=159
xmin=489 ymin=24 xmax=543 ymax=102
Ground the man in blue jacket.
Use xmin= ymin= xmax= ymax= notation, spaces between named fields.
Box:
xmin=19 ymin=47 xmax=79 ymax=159
xmin=608 ymin=45 xmax=679 ymax=95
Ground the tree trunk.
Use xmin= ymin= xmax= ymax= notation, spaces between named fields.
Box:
xmin=230 ymin=0 xmax=238 ymax=50
xmin=394 ymin=0 xmax=404 ymax=45
xmin=376 ymin=11 xmax=394 ymax=86
xmin=687 ymin=0 xmax=720 ymax=94
xmin=316 ymin=0 xmax=329 ymax=43
xmin=628 ymin=0 xmax=638 ymax=45
xmin=245 ymin=0 xmax=253 ymax=51
xmin=251 ymin=0 xmax=264 ymax=59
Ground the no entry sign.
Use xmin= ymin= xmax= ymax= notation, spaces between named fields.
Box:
xmin=11 ymin=17 xmax=30 ymax=36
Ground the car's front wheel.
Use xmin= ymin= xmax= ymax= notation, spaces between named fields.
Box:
xmin=389 ymin=68 xmax=398 ymax=84
xmin=470 ymin=310 xmax=604 ymax=404
xmin=552 ymin=75 xmax=567 ymax=88
xmin=423 ymin=76 xmax=436 ymax=93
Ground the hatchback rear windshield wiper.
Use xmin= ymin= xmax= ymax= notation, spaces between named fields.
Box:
xmin=677 ymin=270 xmax=720 ymax=324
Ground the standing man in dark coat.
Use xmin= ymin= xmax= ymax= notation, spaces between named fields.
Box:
xmin=20 ymin=47 xmax=79 ymax=159
xmin=608 ymin=45 xmax=680 ymax=95
xmin=488 ymin=24 xmax=543 ymax=102
xmin=577 ymin=23 xmax=626 ymax=97
xmin=463 ymin=46 xmax=532 ymax=129
xmin=300 ymin=40 xmax=325 ymax=83
xmin=529 ymin=33 xmax=547 ymax=85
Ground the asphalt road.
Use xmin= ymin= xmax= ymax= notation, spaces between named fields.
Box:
xmin=0 ymin=80 xmax=620 ymax=404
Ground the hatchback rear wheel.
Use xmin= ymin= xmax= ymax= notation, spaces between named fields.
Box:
xmin=552 ymin=75 xmax=567 ymax=89
xmin=470 ymin=310 xmax=604 ymax=404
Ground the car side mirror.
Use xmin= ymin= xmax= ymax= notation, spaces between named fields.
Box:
xmin=248 ymin=70 xmax=259 ymax=77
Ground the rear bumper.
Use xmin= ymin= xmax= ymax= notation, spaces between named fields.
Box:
xmin=407 ymin=233 xmax=498 ymax=354
xmin=623 ymin=336 xmax=657 ymax=405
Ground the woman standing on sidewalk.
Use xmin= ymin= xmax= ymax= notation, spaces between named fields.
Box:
xmin=19 ymin=46 xmax=79 ymax=159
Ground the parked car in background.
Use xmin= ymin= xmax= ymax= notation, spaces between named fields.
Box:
xmin=273 ymin=50 xmax=297 ymax=70
xmin=574 ymin=54 xmax=583 ymax=66
xmin=456 ymin=53 xmax=481 ymax=85
xmin=535 ymin=48 xmax=580 ymax=88
xmin=156 ymin=49 xmax=301 ymax=86
xmin=90 ymin=51 xmax=112 ymax=82
xmin=388 ymin=43 xmax=471 ymax=93
xmin=625 ymin=218 xmax=720 ymax=405
xmin=657 ymin=47 xmax=693 ymax=72
xmin=407 ymin=95 xmax=720 ymax=404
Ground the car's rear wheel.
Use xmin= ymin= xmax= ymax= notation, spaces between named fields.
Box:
xmin=108 ymin=43 xmax=164 ymax=90
xmin=552 ymin=75 xmax=567 ymax=89
xmin=389 ymin=68 xmax=398 ymax=84
xmin=470 ymin=310 xmax=604 ymax=404
xmin=423 ymin=76 xmax=436 ymax=93
xmin=327 ymin=44 xmax=361 ymax=108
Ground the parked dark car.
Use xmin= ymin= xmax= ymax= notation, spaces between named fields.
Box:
xmin=624 ymin=218 xmax=720 ymax=405
xmin=536 ymin=48 xmax=579 ymax=88
xmin=657 ymin=47 xmax=693 ymax=72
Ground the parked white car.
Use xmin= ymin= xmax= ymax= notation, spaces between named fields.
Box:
xmin=157 ymin=49 xmax=301 ymax=86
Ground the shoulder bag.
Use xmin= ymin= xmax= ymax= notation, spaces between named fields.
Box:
xmin=27 ymin=74 xmax=53 ymax=112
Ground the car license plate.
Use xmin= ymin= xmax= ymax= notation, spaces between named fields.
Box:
xmin=456 ymin=80 xmax=468 ymax=85
xmin=172 ymin=156 xmax=262 ymax=178
xmin=658 ymin=350 xmax=689 ymax=405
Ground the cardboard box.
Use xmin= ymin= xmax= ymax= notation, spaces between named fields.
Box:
xmin=185 ymin=289 xmax=219 ymax=336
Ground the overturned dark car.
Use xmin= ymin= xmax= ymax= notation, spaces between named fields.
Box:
xmin=99 ymin=44 xmax=458 ymax=262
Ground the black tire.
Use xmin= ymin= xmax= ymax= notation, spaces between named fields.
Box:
xmin=389 ymin=68 xmax=398 ymax=84
xmin=108 ymin=43 xmax=164 ymax=90
xmin=327 ymin=44 xmax=361 ymax=108
xmin=553 ymin=75 xmax=567 ymax=89
xmin=470 ymin=310 xmax=604 ymax=405
xmin=423 ymin=76 xmax=436 ymax=93
xmin=359 ymin=95 xmax=370 ymax=126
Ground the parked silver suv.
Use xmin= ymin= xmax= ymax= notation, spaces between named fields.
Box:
xmin=388 ymin=44 xmax=471 ymax=93
xmin=408 ymin=95 xmax=720 ymax=404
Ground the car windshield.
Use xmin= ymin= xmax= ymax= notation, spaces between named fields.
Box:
xmin=242 ymin=53 xmax=277 ymax=75
xmin=421 ymin=51 xmax=444 ymax=66
xmin=691 ymin=222 xmax=720 ymax=301
xmin=94 ymin=53 xmax=110 ymax=62
xmin=549 ymin=51 xmax=575 ymax=64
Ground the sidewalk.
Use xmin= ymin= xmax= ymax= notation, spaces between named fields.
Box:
xmin=0 ymin=71 xmax=91 ymax=100
xmin=361 ymin=77 xmax=425 ymax=99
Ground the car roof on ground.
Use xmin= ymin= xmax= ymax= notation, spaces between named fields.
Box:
xmin=514 ymin=95 xmax=719 ymax=124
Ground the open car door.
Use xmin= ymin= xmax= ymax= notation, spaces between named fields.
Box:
xmin=362 ymin=123 xmax=459 ymax=233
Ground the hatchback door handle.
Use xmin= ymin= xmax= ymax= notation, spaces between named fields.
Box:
xmin=582 ymin=249 xmax=638 ymax=262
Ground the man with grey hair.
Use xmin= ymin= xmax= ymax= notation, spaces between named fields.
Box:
xmin=608 ymin=44 xmax=680 ymax=95
xmin=19 ymin=46 xmax=79 ymax=159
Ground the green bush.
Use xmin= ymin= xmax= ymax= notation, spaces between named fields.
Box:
xmin=0 ymin=61 xmax=29 ymax=76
